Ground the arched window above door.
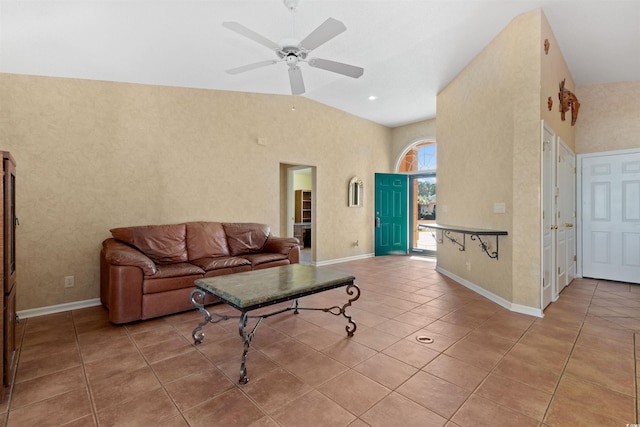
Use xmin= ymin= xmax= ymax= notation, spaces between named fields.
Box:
xmin=398 ymin=141 xmax=436 ymax=173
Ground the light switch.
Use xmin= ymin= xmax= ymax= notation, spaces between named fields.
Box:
xmin=493 ymin=202 xmax=506 ymax=214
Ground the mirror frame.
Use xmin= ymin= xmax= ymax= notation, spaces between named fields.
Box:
xmin=348 ymin=176 xmax=364 ymax=207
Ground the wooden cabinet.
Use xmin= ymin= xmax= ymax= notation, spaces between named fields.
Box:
xmin=294 ymin=190 xmax=311 ymax=223
xmin=1 ymin=152 xmax=17 ymax=402
xmin=294 ymin=190 xmax=311 ymax=248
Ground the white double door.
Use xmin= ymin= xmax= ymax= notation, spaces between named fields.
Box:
xmin=542 ymin=124 xmax=576 ymax=309
xmin=581 ymin=150 xmax=640 ymax=284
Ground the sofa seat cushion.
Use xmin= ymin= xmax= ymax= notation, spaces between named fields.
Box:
xmin=186 ymin=222 xmax=230 ymax=260
xmin=191 ymin=256 xmax=251 ymax=272
xmin=150 ymin=262 xmax=205 ymax=279
xmin=253 ymin=259 xmax=291 ymax=270
xmin=223 ymin=223 xmax=270 ymax=256
xmin=241 ymin=252 xmax=289 ymax=267
xmin=204 ymin=265 xmax=253 ymax=278
xmin=111 ymin=223 xmax=188 ymax=264
xmin=143 ymin=274 xmax=204 ymax=295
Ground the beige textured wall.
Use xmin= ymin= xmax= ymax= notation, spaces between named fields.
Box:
xmin=436 ymin=10 xmax=568 ymax=310
xmin=575 ymin=81 xmax=640 ymax=154
xmin=0 ymin=74 xmax=391 ymax=311
xmin=540 ymin=16 xmax=576 ymax=151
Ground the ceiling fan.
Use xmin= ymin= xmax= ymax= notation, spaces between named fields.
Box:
xmin=222 ymin=0 xmax=364 ymax=95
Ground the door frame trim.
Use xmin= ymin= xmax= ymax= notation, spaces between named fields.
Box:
xmin=556 ymin=137 xmax=576 ymax=296
xmin=541 ymin=121 xmax=557 ymax=310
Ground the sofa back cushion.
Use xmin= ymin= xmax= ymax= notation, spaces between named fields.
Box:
xmin=185 ymin=222 xmax=230 ymax=260
xmin=222 ymin=223 xmax=270 ymax=256
xmin=110 ymin=223 xmax=187 ymax=264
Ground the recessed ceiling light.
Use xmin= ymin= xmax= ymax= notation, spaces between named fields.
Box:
xmin=368 ymin=95 xmax=377 ymax=101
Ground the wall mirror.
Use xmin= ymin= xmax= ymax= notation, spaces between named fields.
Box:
xmin=348 ymin=176 xmax=364 ymax=207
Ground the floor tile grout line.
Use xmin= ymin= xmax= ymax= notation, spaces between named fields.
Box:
xmin=70 ymin=311 xmax=101 ymax=427
xmin=2 ymin=316 xmax=27 ymax=426
xmin=539 ymin=280 xmax=595 ymax=424
xmin=635 ymin=332 xmax=639 ymax=424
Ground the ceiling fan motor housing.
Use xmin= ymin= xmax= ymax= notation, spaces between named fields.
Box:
xmin=278 ymin=46 xmax=307 ymax=67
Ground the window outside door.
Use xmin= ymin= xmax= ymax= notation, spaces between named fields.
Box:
xmin=411 ymin=174 xmax=437 ymax=254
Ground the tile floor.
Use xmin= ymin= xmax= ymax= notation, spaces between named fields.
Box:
xmin=1 ymin=255 xmax=638 ymax=426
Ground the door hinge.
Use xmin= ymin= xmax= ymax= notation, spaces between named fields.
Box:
xmin=574 ymin=255 xmax=577 ymax=261
xmin=558 ymin=267 xmax=561 ymax=275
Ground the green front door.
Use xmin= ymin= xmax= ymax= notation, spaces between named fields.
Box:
xmin=375 ymin=173 xmax=408 ymax=256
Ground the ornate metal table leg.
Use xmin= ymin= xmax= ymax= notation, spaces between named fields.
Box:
xmin=190 ymin=289 xmax=211 ymax=344
xmin=237 ymin=312 xmax=265 ymax=384
xmin=343 ymin=284 xmax=360 ymax=336
xmin=301 ymin=283 xmax=361 ymax=337
xmin=238 ymin=312 xmax=250 ymax=384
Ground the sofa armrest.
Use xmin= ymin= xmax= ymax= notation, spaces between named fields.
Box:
xmin=264 ymin=235 xmax=301 ymax=264
xmin=102 ymin=238 xmax=157 ymax=276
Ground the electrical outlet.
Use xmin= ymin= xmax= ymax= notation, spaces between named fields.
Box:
xmin=465 ymin=261 xmax=471 ymax=271
xmin=64 ymin=276 xmax=74 ymax=288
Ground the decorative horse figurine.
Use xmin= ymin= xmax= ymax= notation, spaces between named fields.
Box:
xmin=558 ymin=79 xmax=580 ymax=126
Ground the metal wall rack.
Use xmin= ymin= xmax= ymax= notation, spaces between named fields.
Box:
xmin=418 ymin=224 xmax=508 ymax=260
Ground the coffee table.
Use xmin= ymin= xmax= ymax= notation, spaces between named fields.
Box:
xmin=190 ymin=264 xmax=359 ymax=384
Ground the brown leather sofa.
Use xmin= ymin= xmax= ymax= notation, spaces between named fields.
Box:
xmin=100 ymin=221 xmax=300 ymax=324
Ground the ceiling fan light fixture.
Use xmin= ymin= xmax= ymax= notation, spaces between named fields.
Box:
xmin=285 ymin=54 xmax=299 ymax=67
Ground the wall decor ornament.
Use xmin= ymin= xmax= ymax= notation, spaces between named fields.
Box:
xmin=558 ymin=79 xmax=580 ymax=126
xmin=548 ymin=96 xmax=553 ymax=111
xmin=544 ymin=39 xmax=550 ymax=55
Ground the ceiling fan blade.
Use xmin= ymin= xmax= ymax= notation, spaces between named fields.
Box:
xmin=288 ymin=66 xmax=305 ymax=95
xmin=222 ymin=21 xmax=280 ymax=50
xmin=308 ymin=58 xmax=364 ymax=78
xmin=299 ymin=17 xmax=346 ymax=51
xmin=225 ymin=60 xmax=278 ymax=75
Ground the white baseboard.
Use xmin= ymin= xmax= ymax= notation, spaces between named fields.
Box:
xmin=314 ymin=253 xmax=375 ymax=266
xmin=436 ymin=266 xmax=543 ymax=318
xmin=17 ymin=298 xmax=102 ymax=320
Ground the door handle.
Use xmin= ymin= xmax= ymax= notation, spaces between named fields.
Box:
xmin=375 ymin=217 xmax=381 ymax=228
xmin=564 ymin=223 xmax=573 ymax=228
xmin=549 ymin=225 xmax=558 ymax=230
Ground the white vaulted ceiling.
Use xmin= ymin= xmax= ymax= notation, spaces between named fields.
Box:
xmin=2 ymin=0 xmax=638 ymax=127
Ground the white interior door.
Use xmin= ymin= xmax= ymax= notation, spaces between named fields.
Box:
xmin=557 ymin=140 xmax=576 ymax=294
xmin=542 ymin=124 xmax=556 ymax=308
xmin=581 ymin=150 xmax=640 ymax=283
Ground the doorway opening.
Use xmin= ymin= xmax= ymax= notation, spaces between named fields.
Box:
xmin=397 ymin=141 xmax=437 ymax=255
xmin=281 ymin=164 xmax=314 ymax=265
